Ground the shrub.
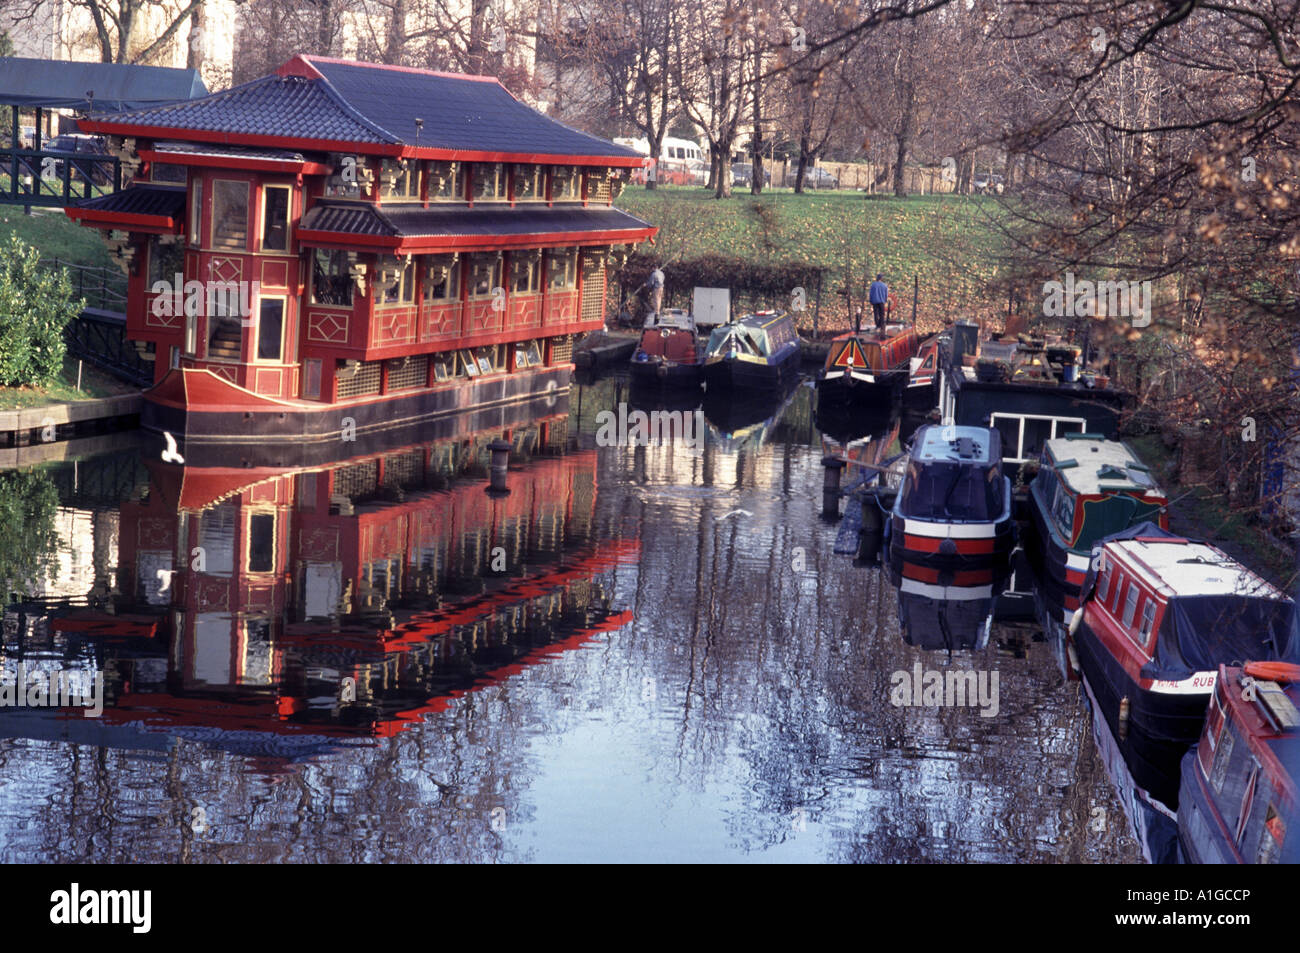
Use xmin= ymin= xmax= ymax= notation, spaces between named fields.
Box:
xmin=0 ymin=235 xmax=84 ymax=387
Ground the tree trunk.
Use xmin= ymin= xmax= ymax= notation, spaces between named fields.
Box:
xmin=892 ymin=133 xmax=908 ymax=197
xmin=750 ymin=46 xmax=764 ymax=195
xmin=646 ymin=131 xmax=665 ymax=190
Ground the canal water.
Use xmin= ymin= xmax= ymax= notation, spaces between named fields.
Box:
xmin=0 ymin=377 xmax=1142 ymax=862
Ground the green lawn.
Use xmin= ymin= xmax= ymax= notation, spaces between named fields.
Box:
xmin=0 ymin=354 xmax=138 ymax=410
xmin=617 ymin=187 xmax=1010 ymax=330
xmin=0 ymin=205 xmax=113 ymax=269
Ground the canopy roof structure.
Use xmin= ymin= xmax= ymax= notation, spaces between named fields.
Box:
xmin=0 ymin=56 xmax=207 ymax=112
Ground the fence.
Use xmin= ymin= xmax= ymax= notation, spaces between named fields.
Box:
xmin=40 ymin=258 xmax=128 ymax=312
xmin=64 ymin=308 xmax=152 ymax=387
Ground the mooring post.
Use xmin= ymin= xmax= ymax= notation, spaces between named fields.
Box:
xmin=821 ymin=455 xmax=845 ymax=518
xmin=486 ymin=437 xmax=511 ymax=496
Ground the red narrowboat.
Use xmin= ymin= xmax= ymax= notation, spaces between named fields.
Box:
xmin=1178 ymin=663 xmax=1299 ymax=863
xmin=816 ymin=323 xmax=923 ymax=410
xmin=1071 ymin=525 xmax=1299 ymax=809
xmin=66 ymin=54 xmax=657 ymax=449
xmin=629 ymin=309 xmax=703 ymax=390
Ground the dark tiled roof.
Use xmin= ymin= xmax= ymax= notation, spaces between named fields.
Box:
xmin=91 ymin=74 xmax=395 ymax=145
xmin=299 ymin=202 xmax=653 ymax=240
xmin=75 ymin=184 xmax=187 ymax=219
xmin=310 ymin=59 xmax=641 ymax=159
xmin=90 ymin=56 xmax=641 ymax=161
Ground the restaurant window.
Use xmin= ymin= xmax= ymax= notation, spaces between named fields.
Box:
xmin=433 ymin=352 xmax=461 ymax=382
xmin=468 ymin=254 xmax=502 ymax=298
xmin=513 ymin=164 xmax=542 ymax=200
xmin=303 ymin=358 xmax=322 ymax=399
xmin=471 ymin=163 xmax=505 ymax=202
xmin=247 ymin=513 xmax=276 ymax=574
xmin=262 ymin=185 xmax=291 ymax=251
xmin=148 ymin=235 xmax=184 ymax=285
xmin=510 ymin=252 xmax=540 ymax=294
xmin=257 ymin=298 xmax=285 ymax=361
xmin=189 ymin=179 xmax=202 ymax=245
xmin=547 ymin=248 xmax=577 ymax=289
xmin=211 ymin=179 xmax=249 ymax=250
xmin=312 ymin=248 xmax=354 ymax=306
xmin=514 ymin=340 xmax=542 ymax=369
xmin=423 ymin=255 xmax=460 ymax=302
xmin=381 ymin=159 xmax=420 ymax=201
xmin=378 ymin=255 xmax=415 ymax=305
xmin=472 ymin=345 xmax=499 ymax=374
xmin=429 ymin=161 xmax=464 ymax=201
xmin=151 ymin=162 xmax=186 ymax=184
xmin=551 ymin=165 xmax=580 ymax=200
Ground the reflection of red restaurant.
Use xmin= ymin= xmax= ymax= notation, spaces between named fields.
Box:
xmin=67 ymin=54 xmax=655 ymax=445
xmin=77 ymin=427 xmax=637 ymax=759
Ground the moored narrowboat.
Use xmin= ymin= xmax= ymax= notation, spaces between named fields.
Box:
xmin=1178 ymin=663 xmax=1299 ymax=864
xmin=1028 ymin=434 xmax=1168 ymax=629
xmin=629 ymin=309 xmax=704 ymax=390
xmin=888 ymin=424 xmax=1014 ymax=567
xmin=1071 ymin=526 xmax=1299 ymax=809
xmin=905 ymin=333 xmax=943 ymax=411
xmin=816 ymin=323 xmax=923 ymax=410
xmin=701 ymin=310 xmax=800 ymax=395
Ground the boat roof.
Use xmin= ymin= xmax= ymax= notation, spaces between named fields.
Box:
xmin=734 ymin=310 xmax=790 ymax=330
xmin=912 ymin=424 xmax=999 ymax=466
xmin=646 ymin=308 xmax=694 ymax=331
xmin=832 ymin=323 xmax=912 ymax=343
xmin=1105 ymin=537 xmax=1290 ymax=602
xmin=1044 ymin=435 xmax=1163 ymax=496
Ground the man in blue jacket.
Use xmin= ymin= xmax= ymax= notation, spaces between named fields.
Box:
xmin=869 ymin=274 xmax=889 ymax=331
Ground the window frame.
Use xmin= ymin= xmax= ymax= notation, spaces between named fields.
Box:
xmin=254 ymin=295 xmax=287 ymax=363
xmin=422 ymin=255 xmax=460 ymax=303
xmin=467 ymin=254 xmax=502 ymax=299
xmin=261 ymin=184 xmax=292 ymax=252
xmin=311 ymin=248 xmax=355 ymax=308
xmin=210 ymin=178 xmax=250 ymax=251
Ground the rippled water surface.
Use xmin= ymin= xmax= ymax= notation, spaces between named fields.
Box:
xmin=0 ymin=379 xmax=1141 ymax=862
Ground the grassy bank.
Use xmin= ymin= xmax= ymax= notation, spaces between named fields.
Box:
xmin=0 ymin=206 xmax=113 ymax=269
xmin=0 ymin=355 xmax=138 ymax=410
xmin=617 ymin=187 xmax=1010 ymax=330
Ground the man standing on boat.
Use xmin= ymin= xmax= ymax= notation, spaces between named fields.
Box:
xmin=869 ymin=274 xmax=889 ymax=331
xmin=642 ymin=266 xmax=665 ymax=319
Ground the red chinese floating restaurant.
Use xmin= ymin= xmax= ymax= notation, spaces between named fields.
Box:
xmin=66 ymin=55 xmax=656 ymax=446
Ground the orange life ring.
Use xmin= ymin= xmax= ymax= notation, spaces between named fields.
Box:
xmin=1244 ymin=661 xmax=1300 ymax=683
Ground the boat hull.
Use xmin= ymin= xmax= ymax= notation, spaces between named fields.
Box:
xmin=142 ymin=363 xmax=572 ymax=450
xmin=888 ymin=513 xmax=1015 ymax=567
xmin=1074 ymin=619 xmax=1211 ymax=809
xmin=816 ymin=370 xmax=905 ymax=409
xmin=702 ymin=348 xmax=800 ymax=395
xmin=629 ymin=358 xmax=702 ymax=390
xmin=1026 ymin=484 xmax=1089 ymax=626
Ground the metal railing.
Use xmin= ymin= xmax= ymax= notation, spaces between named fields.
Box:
xmin=0 ymin=148 xmax=121 ymax=208
xmin=64 ymin=308 xmax=152 ymax=387
xmin=40 ymin=258 xmax=128 ymax=312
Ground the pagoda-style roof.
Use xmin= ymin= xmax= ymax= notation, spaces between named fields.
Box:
xmin=65 ymin=183 xmax=186 ymax=232
xmin=81 ymin=54 xmax=645 ymax=166
xmin=297 ymin=202 xmax=656 ymax=252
